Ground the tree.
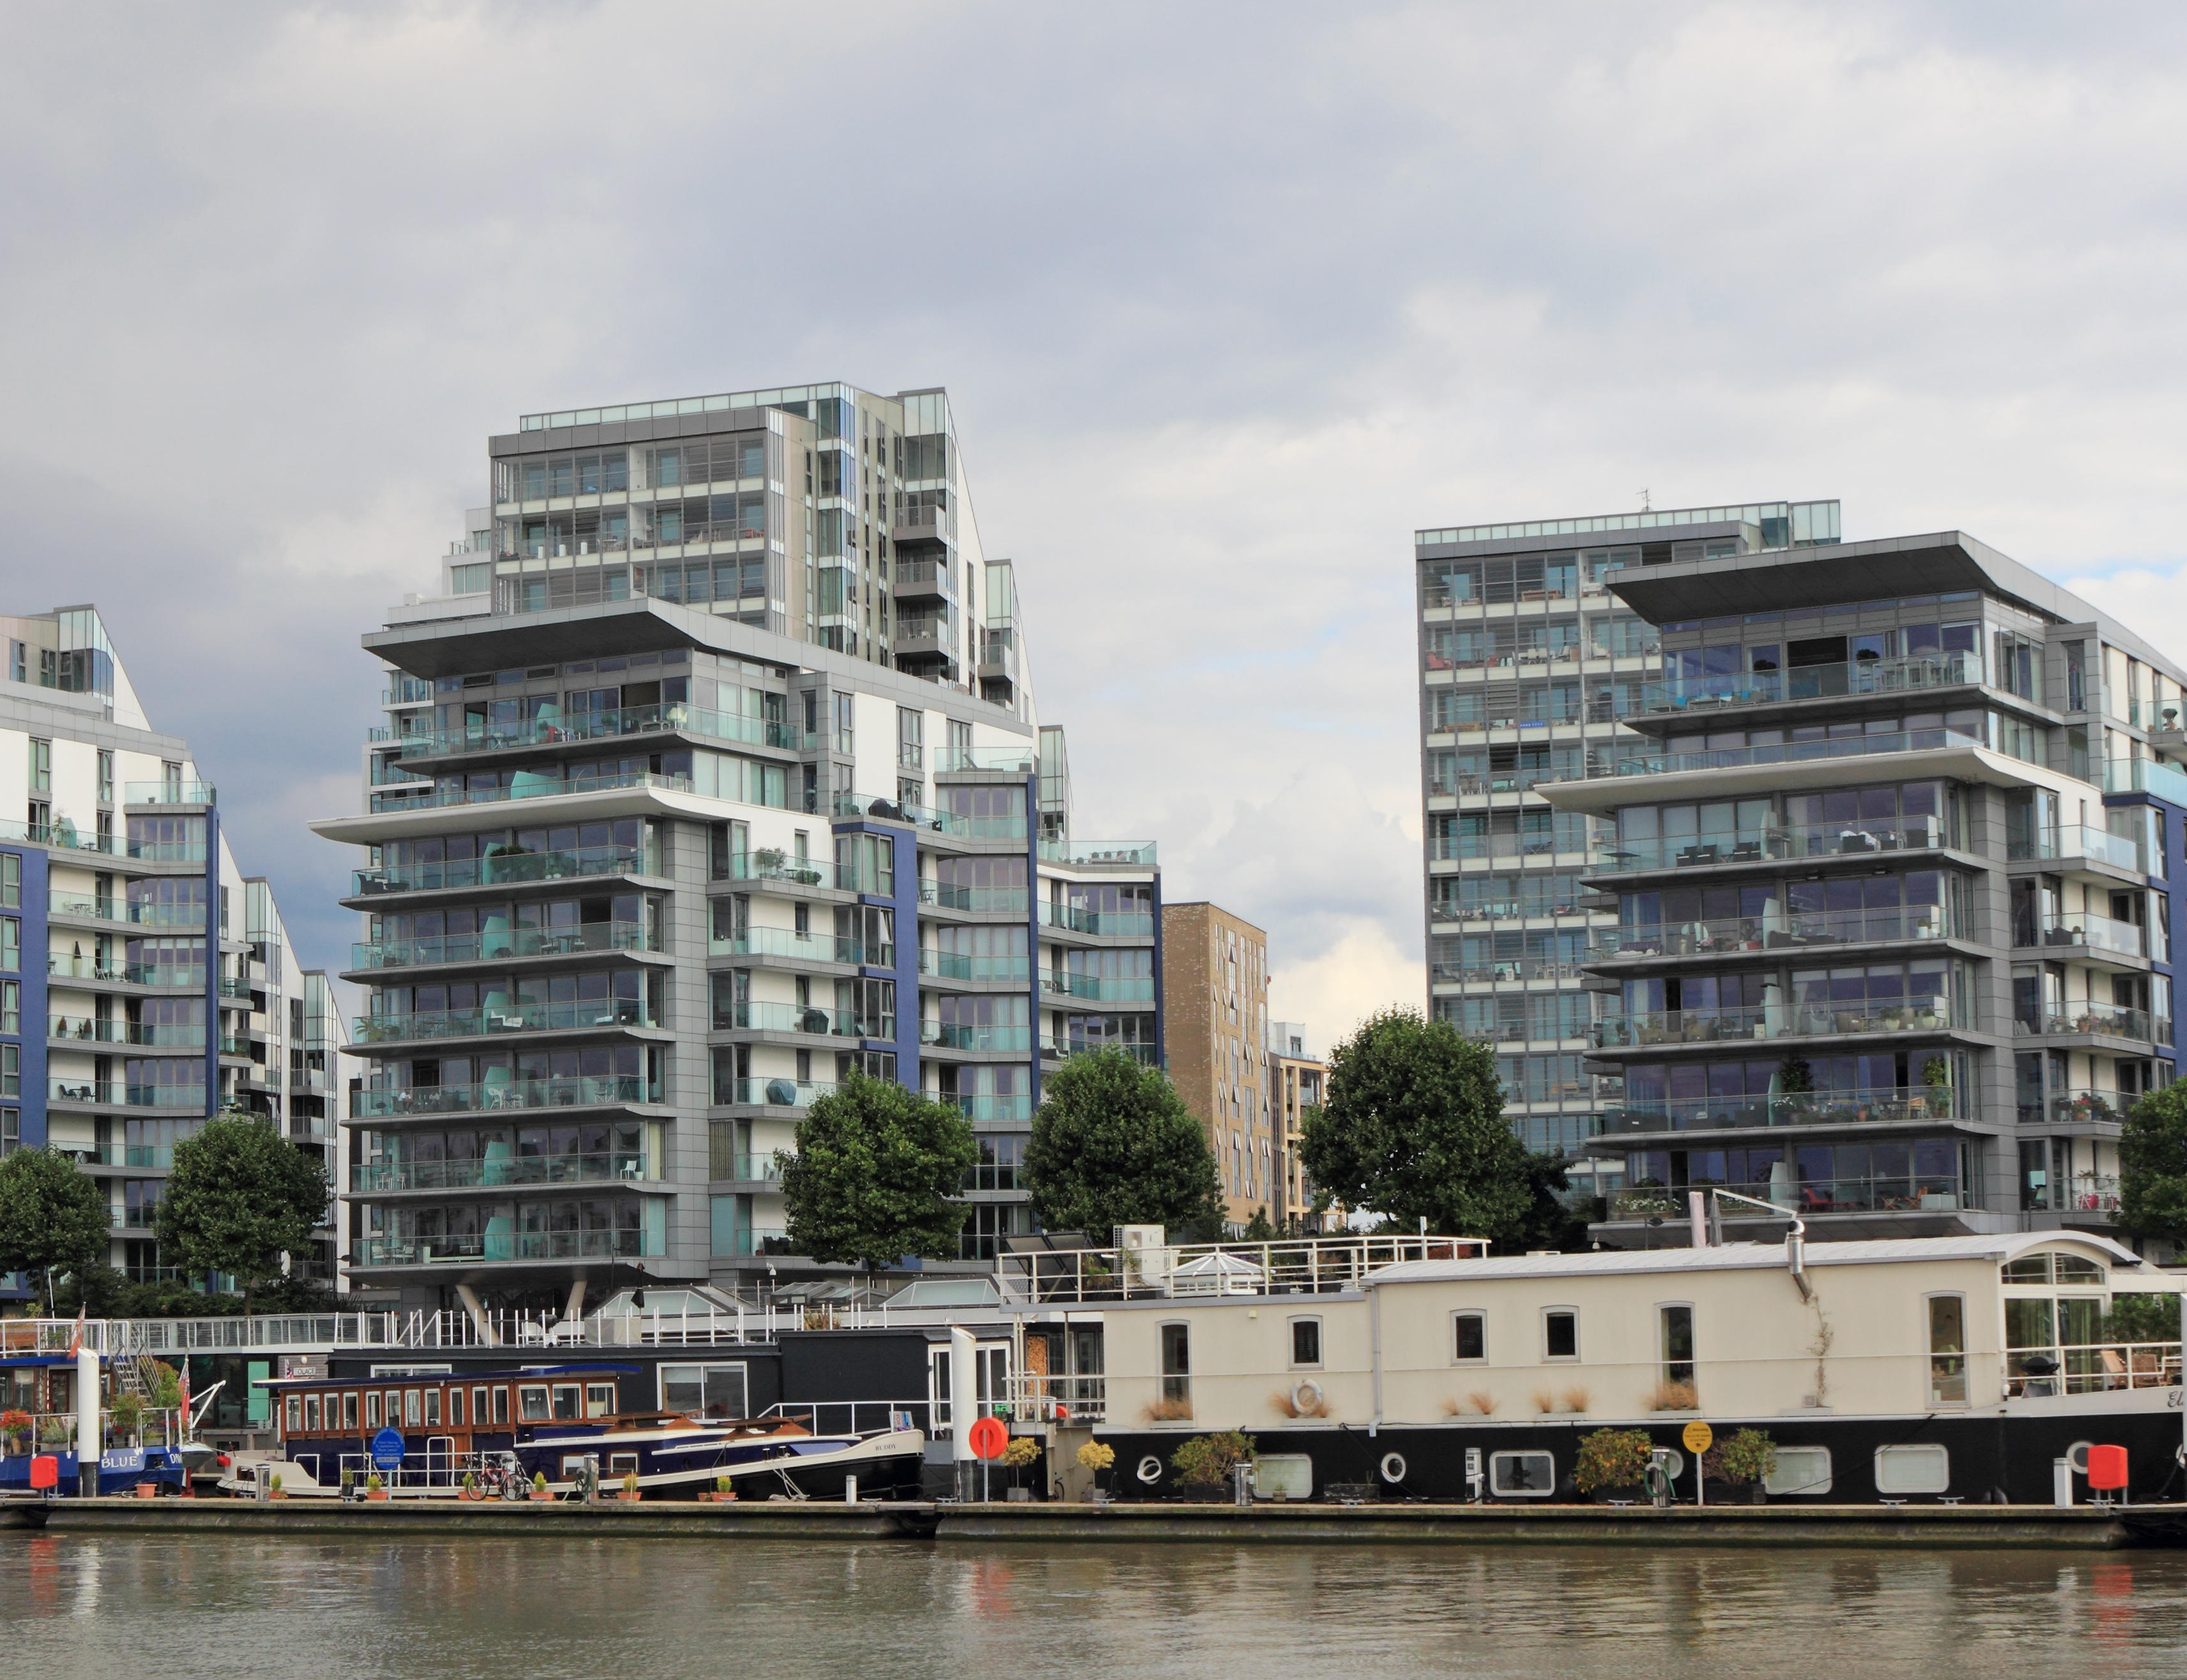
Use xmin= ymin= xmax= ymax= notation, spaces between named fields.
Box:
xmin=2119 ymin=1084 xmax=2187 ymax=1246
xmin=156 ymin=1116 xmax=330 ymax=1313
xmin=1298 ymin=1007 xmax=1532 ymax=1247
xmin=1241 ymin=1206 xmax=1277 ymax=1242
xmin=1025 ymin=1048 xmax=1226 ymax=1239
xmin=0 ymin=1147 xmax=110 ymax=1308
xmin=778 ymin=1071 xmax=978 ymax=1273
xmin=1515 ymin=1151 xmax=1595 ymax=1253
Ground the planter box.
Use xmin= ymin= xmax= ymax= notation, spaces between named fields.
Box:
xmin=529 ymin=1491 xmax=554 ymax=1503
xmin=700 ymin=1492 xmax=738 ymax=1503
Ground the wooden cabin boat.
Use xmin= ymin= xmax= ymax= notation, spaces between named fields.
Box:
xmin=1017 ymin=1231 xmax=2187 ymax=1506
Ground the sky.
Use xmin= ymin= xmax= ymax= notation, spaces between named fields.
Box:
xmin=8 ymin=1 xmax=2187 ymax=1052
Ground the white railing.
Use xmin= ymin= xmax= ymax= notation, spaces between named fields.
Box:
xmin=997 ymin=1234 xmax=1490 ymax=1306
xmin=2001 ymin=1339 xmax=2183 ymax=1397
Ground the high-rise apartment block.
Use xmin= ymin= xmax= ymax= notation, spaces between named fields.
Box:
xmin=1160 ymin=903 xmax=1276 ymax=1225
xmin=1418 ymin=502 xmax=2186 ymax=1243
xmin=0 ymin=605 xmax=345 ymax=1293
xmin=324 ymin=382 xmax=1161 ymax=1314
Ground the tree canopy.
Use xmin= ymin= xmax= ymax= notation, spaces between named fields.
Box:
xmin=778 ymin=1072 xmax=978 ymax=1273
xmin=2119 ymin=1083 xmax=2187 ymax=1246
xmin=0 ymin=1147 xmax=110 ymax=1306
xmin=156 ymin=1114 xmax=330 ymax=1312
xmin=1297 ymin=1007 xmax=1534 ymax=1247
xmin=1025 ymin=1048 xmax=1226 ymax=1239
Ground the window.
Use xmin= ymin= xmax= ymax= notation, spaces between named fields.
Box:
xmin=1489 ymin=1451 xmax=1557 ymax=1497
xmin=0 ymin=854 xmax=16 ymax=908
xmin=1766 ymin=1445 xmax=1832 ymax=1496
xmin=1161 ymin=1323 xmax=1191 ymax=1408
xmin=29 ymin=739 xmax=50 ymax=795
xmin=447 ymin=1388 xmax=463 ymax=1428
xmin=1660 ymin=1304 xmax=1694 ymax=1386
xmin=586 ymin=1383 xmax=617 ymax=1418
xmin=1928 ymin=1295 xmax=1967 ymax=1405
xmin=404 ymin=1390 xmax=422 ymax=1426
xmin=1874 ymin=1443 xmax=1951 ymax=1495
xmin=518 ymin=1384 xmax=550 ymax=1422
xmin=608 ymin=1452 xmax=639 ymax=1477
xmin=303 ymin=1395 xmax=320 ymax=1433
xmin=423 ymin=1390 xmax=440 ymax=1427
xmin=1 ymin=1046 xmax=18 ymax=1097
xmin=833 ymin=692 xmax=854 ymax=754
xmin=1290 ymin=1318 xmax=1322 ymax=1368
xmin=343 ymin=1393 xmax=358 ymax=1431
xmin=897 ymin=706 xmax=923 ymax=770
xmin=659 ymin=1363 xmax=747 ymax=1421
xmin=2055 ymin=1254 xmax=2106 ymax=1284
xmin=1453 ymin=1311 xmax=1487 ymax=1363
xmin=97 ymin=750 xmax=113 ymax=804
xmin=473 ymin=1388 xmax=490 ymax=1427
xmin=0 ymin=981 xmax=16 ymax=1034
xmin=552 ymin=1384 xmax=581 ymax=1421
xmin=285 ymin=1395 xmax=301 ymax=1435
xmin=2001 ymin=1255 xmax=2051 ymax=1284
xmin=1 ymin=918 xmax=18 ymax=971
xmin=366 ymin=1391 xmax=382 ymax=1430
xmin=7 ymin=642 xmax=20 ymax=683
xmin=492 ymin=1387 xmax=510 ymax=1426
xmin=1543 ymin=1309 xmax=1579 ymax=1360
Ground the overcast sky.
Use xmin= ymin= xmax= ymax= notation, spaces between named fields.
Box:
xmin=7 ymin=1 xmax=2187 ymax=1050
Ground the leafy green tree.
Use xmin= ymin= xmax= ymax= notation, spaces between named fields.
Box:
xmin=1241 ymin=1206 xmax=1277 ymax=1242
xmin=1298 ymin=1007 xmax=1532 ymax=1247
xmin=1025 ymin=1048 xmax=1225 ymax=1239
xmin=778 ymin=1072 xmax=978 ymax=1273
xmin=2120 ymin=1084 xmax=2187 ymax=1247
xmin=156 ymin=1116 xmax=330 ymax=1313
xmin=0 ymin=1146 xmax=111 ymax=1308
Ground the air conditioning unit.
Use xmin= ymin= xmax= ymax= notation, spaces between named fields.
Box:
xmin=1114 ymin=1224 xmax=1169 ymax=1290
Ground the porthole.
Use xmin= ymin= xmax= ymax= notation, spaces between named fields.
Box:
xmin=1136 ymin=1454 xmax=1163 ymax=1484
xmin=1379 ymin=1452 xmax=1408 ymax=1484
xmin=2066 ymin=1441 xmax=2094 ymax=1476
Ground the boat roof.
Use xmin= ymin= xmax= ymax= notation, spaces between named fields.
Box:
xmin=255 ymin=1363 xmax=641 ymax=1391
xmin=1367 ymin=1231 xmax=2152 ymax=1287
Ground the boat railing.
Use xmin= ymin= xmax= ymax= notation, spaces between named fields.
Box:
xmin=2000 ymin=1339 xmax=2183 ymax=1398
xmin=759 ymin=1400 xmax=931 ymax=1437
xmin=1004 ymin=1372 xmax=1108 ymax=1424
xmin=996 ymin=1234 xmax=1490 ymax=1306
xmin=1 ymin=1307 xmax=787 ymax=1358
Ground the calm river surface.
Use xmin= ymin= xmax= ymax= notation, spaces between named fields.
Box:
xmin=6 ymin=1534 xmax=2187 ymax=1679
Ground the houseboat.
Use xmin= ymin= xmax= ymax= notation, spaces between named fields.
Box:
xmin=1004 ymin=1228 xmax=2187 ymax=1506
xmin=1 ymin=1349 xmax=197 ymax=1496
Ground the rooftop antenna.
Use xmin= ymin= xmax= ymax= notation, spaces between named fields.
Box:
xmin=1638 ymin=488 xmax=1651 ymax=512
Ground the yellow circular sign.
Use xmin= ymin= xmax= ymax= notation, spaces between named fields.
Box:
xmin=1681 ymin=1421 xmax=1713 ymax=1454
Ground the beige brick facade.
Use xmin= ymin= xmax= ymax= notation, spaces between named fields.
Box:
xmin=1159 ymin=902 xmax=1273 ymax=1227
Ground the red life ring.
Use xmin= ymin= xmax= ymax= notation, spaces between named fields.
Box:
xmin=969 ymin=1416 xmax=1009 ymax=1460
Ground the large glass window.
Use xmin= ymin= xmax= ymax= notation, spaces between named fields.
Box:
xmin=1928 ymin=1295 xmax=1966 ymax=1405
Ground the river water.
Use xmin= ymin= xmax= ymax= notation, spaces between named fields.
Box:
xmin=6 ymin=1534 xmax=2187 ymax=1678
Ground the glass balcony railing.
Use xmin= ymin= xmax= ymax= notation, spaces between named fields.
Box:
xmin=1038 ymin=839 xmax=1157 ymax=867
xmin=1593 ymin=725 xmax=1985 ymax=780
xmin=1604 ymin=1085 xmax=1968 ymax=1134
xmin=1039 ymin=1037 xmax=1160 ymax=1063
xmin=710 ymin=927 xmax=880 ymax=966
xmin=1598 ymin=816 xmax=1945 ymax=874
xmin=352 ymin=921 xmax=652 ymax=969
xmin=2029 ymin=1089 xmax=2132 ymax=1127
xmin=1637 ymin=652 xmax=1986 ymax=716
xmin=1042 ymin=973 xmax=1156 ymax=1002
xmin=720 ymin=1227 xmax=793 ymax=1258
xmin=1431 ymin=953 xmax=1591 ymax=985
xmin=1037 ymin=903 xmax=1155 ymax=937
xmin=48 ymin=956 xmax=207 ymax=987
xmin=920 ymin=951 xmax=1031 ymax=983
xmin=2019 ymin=911 xmax=2147 ymax=959
xmin=49 ymin=1079 xmax=207 ymax=1107
xmin=719 ymin=851 xmax=835 ymax=889
xmin=2102 ymin=758 xmax=2187 ymax=807
xmin=944 ymin=1093 xmax=1035 ymax=1123
xmin=1590 ymin=999 xmax=1965 ymax=1049
xmin=723 ymin=1077 xmax=836 ymax=1108
xmin=2013 ymin=1002 xmax=2159 ymax=1042
xmin=351 ymin=844 xmax=654 ymax=896
xmin=49 ymin=1016 xmax=206 ymax=1047
xmin=353 ymin=1076 xmax=653 ymax=1116
xmin=920 ymin=882 xmax=1030 ymax=915
xmin=351 ymin=1152 xmax=650 ymax=1192
xmin=1591 ymin=905 xmax=1954 ymax=960
xmin=921 ymin=1021 xmax=1033 ymax=1051
xmin=122 ymin=781 xmax=217 ymax=805
xmin=351 ymin=1229 xmax=660 ymax=1267
xmin=934 ymin=744 xmax=1038 ymax=773
xmin=396 ymin=702 xmax=797 ymax=759
xmin=352 ymin=999 xmax=656 ymax=1044
xmin=369 ymin=770 xmax=690 ymax=814
xmin=0 ymin=819 xmax=204 ymax=861
xmin=717 ymin=1152 xmax=784 ymax=1184
xmin=219 ymin=976 xmax=255 ymax=999
xmin=1611 ymin=1175 xmax=1968 ymax=1220
xmin=49 ymin=896 xmax=207 ymax=927
xmin=2006 ymin=826 xmax=2144 ymax=873
xmin=831 ymin=791 xmax=1027 ymax=840
xmin=714 ymin=1001 xmax=890 ymax=1040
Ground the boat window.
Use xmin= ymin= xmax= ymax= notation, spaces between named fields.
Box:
xmin=609 ymin=1452 xmax=639 ymax=1477
xmin=1252 ymin=1454 xmax=1314 ymax=1501
xmin=367 ymin=1392 xmax=383 ymax=1430
xmin=1160 ymin=1324 xmax=1191 ymax=1409
xmin=386 ymin=1390 xmax=402 ymax=1425
xmin=2055 ymin=1255 xmax=2106 ymax=1284
xmin=1452 ymin=1311 xmax=1486 ymax=1363
xmin=1928 ymin=1295 xmax=1967 ymax=1405
xmin=1489 ymin=1451 xmax=1556 ymax=1497
xmin=1660 ymin=1306 xmax=1694 ymax=1387
xmin=560 ymin=1456 xmax=589 ymax=1479
xmin=474 ymin=1388 xmax=491 ymax=1428
xmin=285 ymin=1395 xmax=302 ymax=1436
xmin=304 ymin=1395 xmax=320 ymax=1434
xmin=1874 ymin=1443 xmax=1950 ymax=1495
xmin=586 ymin=1383 xmax=617 ymax=1418
xmin=552 ymin=1384 xmax=582 ymax=1421
xmin=448 ymin=1389 xmax=465 ymax=1428
xmin=1766 ymin=1446 xmax=1832 ymax=1496
xmin=424 ymin=1390 xmax=441 ymax=1428
xmin=1543 ymin=1309 xmax=1579 ymax=1360
xmin=519 ymin=1384 xmax=550 ymax=1422
xmin=343 ymin=1393 xmax=358 ymax=1431
xmin=660 ymin=1363 xmax=748 ymax=1420
xmin=405 ymin=1390 xmax=423 ymax=1427
xmin=1289 ymin=1318 xmax=1322 ymax=1369
xmin=493 ymin=1387 xmax=511 ymax=1426
xmin=2002 ymin=1255 xmax=2052 ymax=1284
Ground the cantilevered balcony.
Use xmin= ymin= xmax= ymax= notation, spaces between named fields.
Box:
xmin=351 ymin=1074 xmax=657 ymax=1118
xmin=393 ymin=702 xmax=796 ymax=767
xmin=1602 ymin=1082 xmax=1972 ymax=1136
xmin=350 ymin=921 xmax=655 ymax=973
xmin=351 ymin=997 xmax=658 ymax=1048
xmin=348 ymin=842 xmax=658 ymax=901
xmin=1589 ymin=997 xmax=1972 ymax=1051
xmin=351 ymin=1151 xmax=651 ymax=1193
xmin=1632 ymin=652 xmax=1986 ymax=721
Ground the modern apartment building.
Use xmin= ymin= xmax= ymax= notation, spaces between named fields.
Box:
xmin=322 ymin=381 xmax=1161 ymax=1316
xmin=1264 ymin=1018 xmax=1324 ymax=1230
xmin=0 ymin=604 xmax=346 ymax=1293
xmin=1160 ymin=902 xmax=1275 ymax=1226
xmin=1417 ymin=503 xmax=2186 ymax=1244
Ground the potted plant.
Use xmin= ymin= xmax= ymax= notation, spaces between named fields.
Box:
xmin=1168 ymin=1431 xmax=1257 ymax=1502
xmin=0 ymin=1407 xmax=31 ymax=1456
xmin=1572 ymin=1428 xmax=1653 ymax=1503
xmin=1921 ymin=1055 xmax=1952 ymax=1117
xmin=269 ymin=1472 xmax=288 ymax=1501
xmin=109 ymin=1391 xmax=144 ymax=1445
xmin=1708 ymin=1428 xmax=1779 ymax=1504
xmin=529 ymin=1471 xmax=552 ymax=1503
xmin=341 ymin=1468 xmax=357 ymax=1502
xmin=619 ymin=1470 xmax=641 ymax=1503
xmin=460 ymin=1471 xmax=479 ymax=1502
xmin=1002 ymin=1435 xmax=1041 ymax=1501
xmin=704 ymin=1473 xmax=737 ymax=1504
xmin=365 ymin=1472 xmax=388 ymax=1502
xmin=1076 ymin=1440 xmax=1115 ymax=1503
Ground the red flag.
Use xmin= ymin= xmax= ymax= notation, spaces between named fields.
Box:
xmin=65 ymin=1308 xmax=85 ymax=1360
xmin=178 ymin=1359 xmax=192 ymax=1428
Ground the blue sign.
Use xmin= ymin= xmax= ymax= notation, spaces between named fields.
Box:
xmin=100 ymin=1447 xmax=145 ymax=1473
xmin=370 ymin=1428 xmax=406 ymax=1472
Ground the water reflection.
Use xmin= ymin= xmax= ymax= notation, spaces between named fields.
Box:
xmin=3 ymin=1537 xmax=2186 ymax=1678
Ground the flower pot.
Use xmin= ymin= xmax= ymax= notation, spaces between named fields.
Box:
xmin=134 ymin=1482 xmax=158 ymax=1499
xmin=269 ymin=1491 xmax=289 ymax=1501
xmin=365 ymin=1489 xmax=389 ymax=1502
xmin=529 ymin=1491 xmax=554 ymax=1503
xmin=618 ymin=1490 xmax=641 ymax=1503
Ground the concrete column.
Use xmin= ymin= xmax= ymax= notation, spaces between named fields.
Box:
xmin=76 ymin=1346 xmax=100 ymax=1498
xmin=950 ymin=1325 xmax=976 ymax=1502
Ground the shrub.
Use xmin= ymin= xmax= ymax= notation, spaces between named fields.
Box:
xmin=532 ymin=1471 xmax=547 ymax=1491
xmin=1572 ymin=1428 xmax=1654 ymax=1493
xmin=716 ymin=1474 xmax=734 ymax=1494
xmin=1530 ymin=1388 xmax=1555 ymax=1414
xmin=1560 ymin=1386 xmax=1590 ymax=1414
xmin=461 ymin=1471 xmax=476 ymax=1492
xmin=109 ymin=1392 xmax=144 ymax=1436
xmin=1468 ymin=1391 xmax=1497 ymax=1416
xmin=0 ymin=1407 xmax=31 ymax=1440
xmin=366 ymin=1473 xmax=383 ymax=1491
xmin=1142 ymin=1396 xmax=1194 ymax=1423
xmin=1170 ymin=1431 xmax=1257 ymax=1488
xmin=623 ymin=1471 xmax=638 ymax=1494
xmin=1647 ymin=1380 xmax=1700 ymax=1412
xmin=1075 ymin=1441 xmax=1115 ymax=1472
xmin=2108 ymin=1293 xmax=2184 ymax=1346
xmin=1002 ymin=1437 xmax=1042 ymax=1470
xmin=1711 ymin=1428 xmax=1778 ymax=1487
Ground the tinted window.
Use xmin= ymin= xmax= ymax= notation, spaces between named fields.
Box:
xmin=1545 ymin=1311 xmax=1578 ymax=1358
xmin=1454 ymin=1313 xmax=1487 ymax=1362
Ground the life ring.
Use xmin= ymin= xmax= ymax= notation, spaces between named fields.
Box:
xmin=1136 ymin=1455 xmax=1163 ymax=1484
xmin=1290 ymin=1380 xmax=1325 ymax=1416
xmin=1380 ymin=1452 xmax=1408 ymax=1484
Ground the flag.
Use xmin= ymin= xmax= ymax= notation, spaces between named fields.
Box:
xmin=178 ymin=1359 xmax=192 ymax=1428
xmin=65 ymin=1308 xmax=85 ymax=1360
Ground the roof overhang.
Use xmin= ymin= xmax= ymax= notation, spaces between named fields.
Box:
xmin=1534 ymin=743 xmax=2073 ymax=817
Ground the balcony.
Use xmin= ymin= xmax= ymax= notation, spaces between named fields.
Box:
xmin=49 ymin=956 xmax=206 ymax=987
xmin=351 ymin=1074 xmax=654 ymax=1117
xmin=719 ymin=1152 xmax=784 ymax=1184
xmin=352 ymin=921 xmax=653 ymax=971
xmin=894 ymin=559 xmax=956 ymax=603
xmin=1039 ymin=902 xmax=1154 ymax=938
xmin=922 ymin=882 xmax=1029 ymax=915
xmin=1634 ymin=652 xmax=1986 ymax=718
xmin=1590 ymin=999 xmax=1966 ymax=1050
xmin=1431 ymin=954 xmax=1590 ymax=985
xmin=1609 ymin=1175 xmax=1969 ymax=1220
xmin=1038 ymin=839 xmax=1158 ymax=868
xmin=49 ymin=896 xmax=207 ymax=929
xmin=395 ymin=702 xmax=796 ymax=761
xmin=2013 ymin=1002 xmax=2160 ymax=1043
xmin=831 ymin=790 xmax=1025 ymax=841
xmin=922 ymin=1021 xmax=1033 ymax=1052
xmin=935 ymin=744 xmax=1039 ymax=774
xmin=1604 ymin=1085 xmax=1968 ymax=1135
xmin=49 ymin=1016 xmax=206 ymax=1048
xmin=721 ymin=1077 xmax=836 ymax=1109
xmin=2017 ymin=910 xmax=2148 ymax=960
xmin=352 ymin=999 xmax=657 ymax=1046
xmin=219 ymin=976 xmax=255 ymax=1000
xmin=50 ymin=1079 xmax=207 ymax=1109
xmin=1042 ymin=973 xmax=1156 ymax=1002
xmin=920 ymin=951 xmax=1030 ymax=983
xmin=369 ymin=769 xmax=690 ymax=815
xmin=892 ymin=504 xmax=953 ymax=545
xmin=944 ymin=1093 xmax=1034 ymax=1123
xmin=123 ymin=781 xmax=216 ymax=806
xmin=351 ymin=843 xmax=655 ymax=898
xmin=350 ymin=1229 xmax=659 ymax=1267
xmin=719 ymin=851 xmax=836 ymax=890
xmin=2103 ymin=757 xmax=2187 ymax=806
xmin=716 ymin=1001 xmax=890 ymax=1040
xmin=1590 ymin=905 xmax=1955 ymax=962
xmin=351 ymin=1152 xmax=650 ymax=1192
xmin=711 ymin=927 xmax=880 ymax=967
xmin=2028 ymin=1089 xmax=2132 ymax=1128
xmin=1040 ymin=1037 xmax=1159 ymax=1064
xmin=1595 ymin=816 xmax=1945 ymax=876
xmin=2008 ymin=825 xmax=2144 ymax=873
xmin=1584 ymin=723 xmax=1986 ymax=781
